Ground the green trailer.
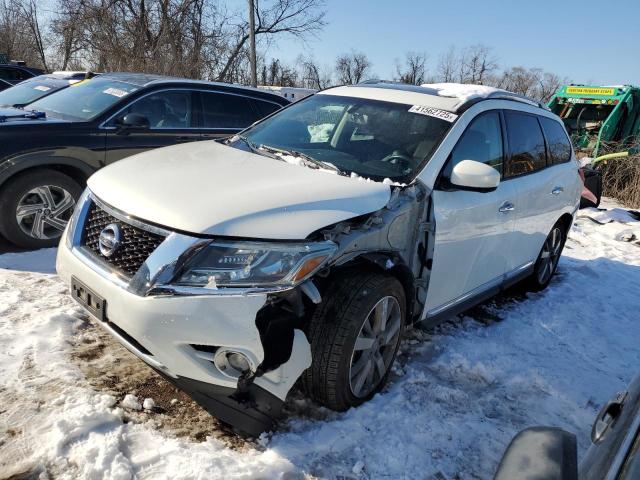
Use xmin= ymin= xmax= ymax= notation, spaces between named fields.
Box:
xmin=548 ymin=85 xmax=640 ymax=157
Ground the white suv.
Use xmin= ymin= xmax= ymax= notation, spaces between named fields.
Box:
xmin=56 ymin=82 xmax=582 ymax=435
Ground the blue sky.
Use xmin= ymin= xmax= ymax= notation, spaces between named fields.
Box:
xmin=272 ymin=0 xmax=640 ymax=85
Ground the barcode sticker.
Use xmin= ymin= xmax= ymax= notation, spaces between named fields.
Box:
xmin=408 ymin=105 xmax=458 ymax=123
xmin=103 ymin=87 xmax=129 ymax=98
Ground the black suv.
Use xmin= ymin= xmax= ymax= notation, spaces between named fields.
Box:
xmin=0 ymin=62 xmax=44 ymax=85
xmin=0 ymin=72 xmax=97 ymax=108
xmin=0 ymin=73 xmax=289 ymax=248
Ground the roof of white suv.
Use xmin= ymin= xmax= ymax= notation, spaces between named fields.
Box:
xmin=320 ymin=81 xmax=546 ymax=113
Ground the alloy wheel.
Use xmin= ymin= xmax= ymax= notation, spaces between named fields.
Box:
xmin=16 ymin=185 xmax=76 ymax=240
xmin=349 ymin=295 xmax=402 ymax=398
xmin=537 ymin=226 xmax=563 ymax=284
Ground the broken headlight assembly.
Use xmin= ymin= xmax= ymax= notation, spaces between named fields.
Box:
xmin=174 ymin=240 xmax=337 ymax=288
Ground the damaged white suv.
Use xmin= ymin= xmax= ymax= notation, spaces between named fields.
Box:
xmin=56 ymin=82 xmax=582 ymax=435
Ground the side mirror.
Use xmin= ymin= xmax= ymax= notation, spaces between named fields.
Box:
xmin=495 ymin=427 xmax=578 ymax=480
xmin=450 ymin=159 xmax=500 ymax=191
xmin=117 ymin=113 xmax=150 ymax=130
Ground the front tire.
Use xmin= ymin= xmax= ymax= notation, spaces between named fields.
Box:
xmin=525 ymin=221 xmax=567 ymax=291
xmin=0 ymin=170 xmax=81 ymax=249
xmin=302 ymin=271 xmax=406 ymax=411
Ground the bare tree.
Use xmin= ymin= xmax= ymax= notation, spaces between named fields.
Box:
xmin=335 ymin=51 xmax=371 ymax=85
xmin=395 ymin=51 xmax=426 ymax=85
xmin=17 ymin=0 xmax=48 ymax=71
xmin=494 ymin=66 xmax=567 ymax=102
xmin=435 ymin=46 xmax=457 ymax=83
xmin=434 ymin=44 xmax=498 ymax=84
xmin=460 ymin=44 xmax=497 ymax=85
xmin=44 ymin=0 xmax=325 ymax=83
xmin=299 ymin=55 xmax=331 ymax=89
xmin=216 ymin=0 xmax=326 ymax=82
xmin=0 ymin=0 xmax=43 ymax=67
xmin=260 ymin=57 xmax=298 ymax=86
xmin=50 ymin=0 xmax=84 ymax=70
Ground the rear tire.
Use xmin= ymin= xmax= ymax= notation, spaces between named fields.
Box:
xmin=524 ymin=221 xmax=567 ymax=292
xmin=302 ymin=271 xmax=406 ymax=411
xmin=0 ymin=170 xmax=81 ymax=249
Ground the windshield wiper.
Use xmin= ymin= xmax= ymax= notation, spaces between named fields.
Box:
xmin=257 ymin=144 xmax=343 ymax=174
xmin=0 ymin=110 xmax=45 ymax=123
xmin=233 ymin=134 xmax=261 ymax=153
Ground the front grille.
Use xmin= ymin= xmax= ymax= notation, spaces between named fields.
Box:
xmin=82 ymin=202 xmax=165 ymax=277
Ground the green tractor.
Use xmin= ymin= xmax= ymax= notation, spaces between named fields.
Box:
xmin=548 ymin=85 xmax=640 ymax=207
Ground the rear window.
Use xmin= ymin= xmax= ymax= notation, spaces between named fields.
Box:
xmin=251 ymin=99 xmax=282 ymax=119
xmin=201 ymin=92 xmax=257 ymax=128
xmin=540 ymin=117 xmax=572 ymax=164
xmin=504 ymin=111 xmax=547 ymax=177
xmin=0 ymin=67 xmax=30 ymax=81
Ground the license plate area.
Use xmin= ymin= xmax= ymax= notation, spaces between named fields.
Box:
xmin=71 ymin=276 xmax=106 ymax=321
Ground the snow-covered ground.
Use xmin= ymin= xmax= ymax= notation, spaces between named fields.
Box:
xmin=1 ymin=200 xmax=639 ymax=480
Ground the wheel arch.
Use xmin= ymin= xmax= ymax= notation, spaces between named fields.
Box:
xmin=557 ymin=212 xmax=574 ymax=236
xmin=0 ymin=157 xmax=95 ymax=191
xmin=323 ymin=251 xmax=417 ymax=322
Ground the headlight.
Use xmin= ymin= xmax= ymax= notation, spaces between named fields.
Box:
xmin=174 ymin=240 xmax=337 ymax=288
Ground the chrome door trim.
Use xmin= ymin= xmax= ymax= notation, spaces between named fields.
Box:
xmin=426 ymin=260 xmax=535 ymax=318
xmin=426 ymin=276 xmax=503 ymax=318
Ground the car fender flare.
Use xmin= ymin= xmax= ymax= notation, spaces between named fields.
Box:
xmin=0 ymin=154 xmax=97 ymax=189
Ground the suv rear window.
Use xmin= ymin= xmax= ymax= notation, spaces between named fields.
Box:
xmin=201 ymin=92 xmax=257 ymax=128
xmin=0 ymin=67 xmax=29 ymax=81
xmin=251 ymin=99 xmax=282 ymax=118
xmin=504 ymin=111 xmax=547 ymax=177
xmin=540 ymin=117 xmax=572 ymax=164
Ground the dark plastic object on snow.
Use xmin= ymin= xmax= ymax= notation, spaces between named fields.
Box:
xmin=495 ymin=427 xmax=578 ymax=480
xmin=580 ymin=166 xmax=603 ymax=208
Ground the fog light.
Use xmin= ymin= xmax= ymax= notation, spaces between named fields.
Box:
xmin=227 ymin=352 xmax=250 ymax=372
xmin=213 ymin=350 xmax=252 ymax=378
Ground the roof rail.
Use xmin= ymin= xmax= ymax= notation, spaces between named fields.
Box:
xmin=483 ymin=91 xmax=549 ymax=110
xmin=358 ymin=79 xmax=404 ymax=86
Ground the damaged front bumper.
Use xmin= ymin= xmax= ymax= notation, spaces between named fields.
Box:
xmin=55 ymin=195 xmax=312 ymax=436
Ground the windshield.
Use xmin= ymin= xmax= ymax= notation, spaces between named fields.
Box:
xmin=235 ymin=94 xmax=453 ymax=182
xmin=0 ymin=77 xmax=69 ymax=107
xmin=28 ymin=78 xmax=138 ymax=121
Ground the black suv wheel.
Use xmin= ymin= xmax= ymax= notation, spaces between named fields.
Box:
xmin=0 ymin=170 xmax=81 ymax=249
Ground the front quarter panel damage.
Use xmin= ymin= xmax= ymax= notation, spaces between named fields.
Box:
xmin=250 ymin=182 xmax=431 ymax=399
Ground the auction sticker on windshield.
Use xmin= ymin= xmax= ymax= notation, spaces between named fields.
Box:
xmin=103 ymin=87 xmax=129 ymax=98
xmin=33 ymin=85 xmax=51 ymax=92
xmin=409 ymin=105 xmax=458 ymax=122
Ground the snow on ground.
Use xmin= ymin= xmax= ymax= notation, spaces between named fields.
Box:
xmin=1 ymin=199 xmax=639 ymax=479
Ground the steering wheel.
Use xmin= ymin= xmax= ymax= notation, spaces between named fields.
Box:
xmin=380 ymin=150 xmax=413 ymax=169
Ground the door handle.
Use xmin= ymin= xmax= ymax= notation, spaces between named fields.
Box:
xmin=591 ymin=391 xmax=627 ymax=443
xmin=551 ymin=186 xmax=564 ymax=195
xmin=499 ymin=202 xmax=515 ymax=213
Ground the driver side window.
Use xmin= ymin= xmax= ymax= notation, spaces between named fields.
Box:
xmin=445 ymin=111 xmax=504 ymax=178
xmin=113 ymin=90 xmax=193 ymax=129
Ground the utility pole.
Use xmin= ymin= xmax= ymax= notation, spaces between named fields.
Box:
xmin=248 ymin=0 xmax=257 ymax=87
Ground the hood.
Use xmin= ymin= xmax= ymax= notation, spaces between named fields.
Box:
xmin=88 ymin=141 xmax=392 ymax=239
xmin=0 ymin=107 xmax=65 ymax=124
